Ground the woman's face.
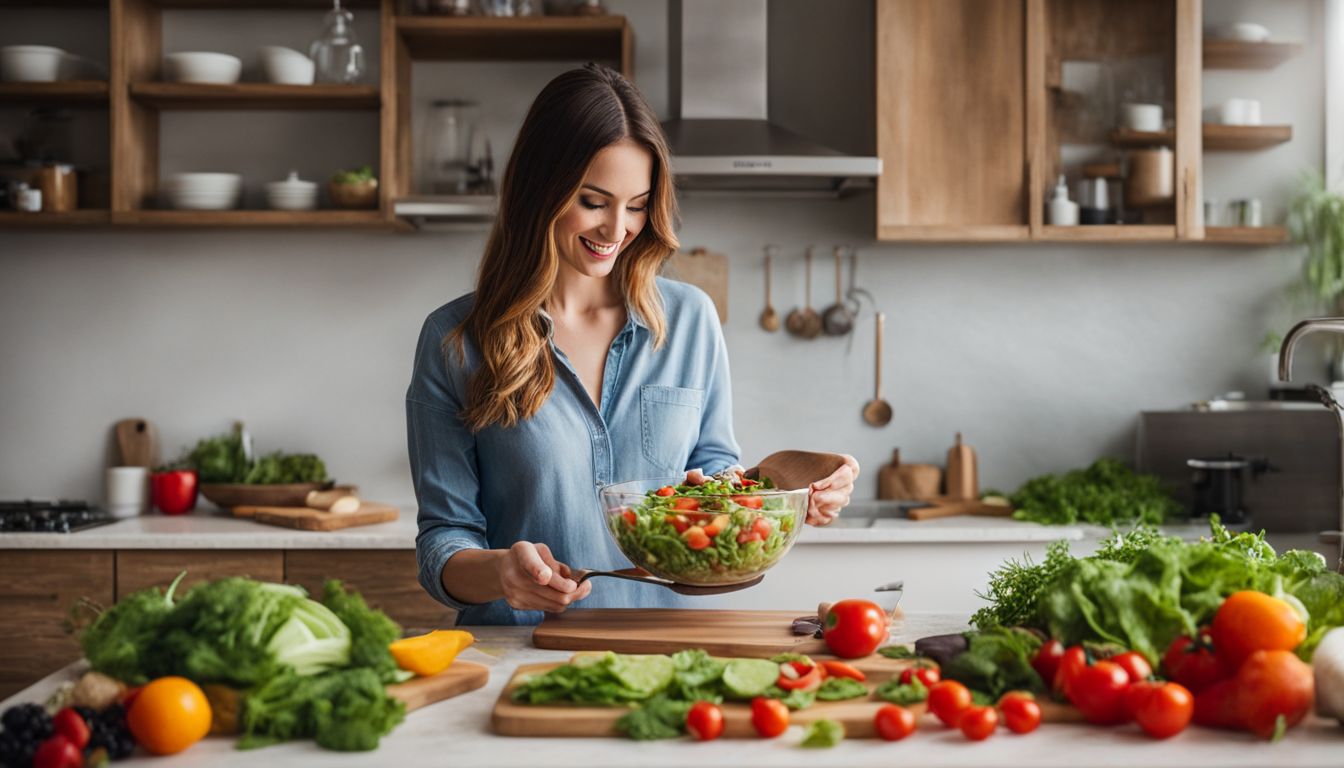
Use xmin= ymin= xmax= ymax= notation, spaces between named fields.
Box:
xmin=554 ymin=137 xmax=653 ymax=280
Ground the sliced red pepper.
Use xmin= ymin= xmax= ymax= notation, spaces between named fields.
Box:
xmin=776 ymin=662 xmax=823 ymax=692
xmin=671 ymin=497 xmax=701 ymax=512
xmin=703 ymin=514 xmax=730 ymax=538
xmin=736 ymin=530 xmax=763 ymax=544
xmin=684 ymin=526 xmax=711 ymax=550
xmin=731 ymin=495 xmax=764 ymax=509
xmin=665 ymin=514 xmax=689 ymax=534
xmin=820 ymin=660 xmax=866 ymax=681
xmin=621 ymin=509 xmax=637 ymax=527
xmin=655 ymin=486 xmax=675 ymax=497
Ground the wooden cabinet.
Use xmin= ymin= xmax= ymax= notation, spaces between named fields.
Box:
xmin=285 ymin=550 xmax=456 ymax=631
xmin=0 ymin=552 xmax=113 ymax=700
xmin=114 ymin=550 xmax=284 ymax=599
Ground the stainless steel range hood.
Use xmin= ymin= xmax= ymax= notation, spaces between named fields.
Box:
xmin=665 ymin=0 xmax=881 ymax=196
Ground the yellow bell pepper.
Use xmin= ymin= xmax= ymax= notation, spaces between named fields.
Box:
xmin=389 ymin=629 xmax=475 ymax=677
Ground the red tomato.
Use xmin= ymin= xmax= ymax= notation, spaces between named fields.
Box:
xmin=51 ymin=708 xmax=90 ymax=750
xmin=750 ymin=697 xmax=789 ymax=738
xmin=874 ymin=704 xmax=917 ymax=741
xmin=1031 ymin=639 xmax=1066 ymax=688
xmin=1069 ymin=660 xmax=1130 ymax=725
xmin=1162 ymin=631 xmax=1225 ymax=694
xmin=671 ymin=497 xmax=701 ymax=512
xmin=1210 ymin=591 xmax=1307 ymax=673
xmin=31 ymin=735 xmax=82 ymax=768
xmin=685 ymin=701 xmax=723 ymax=741
xmin=750 ymin=516 xmax=773 ymax=539
xmin=1192 ymin=679 xmax=1242 ymax=730
xmin=820 ymin=660 xmax=865 ymax=681
xmin=1132 ymin=682 xmax=1193 ymax=739
xmin=776 ymin=662 xmax=823 ymax=692
xmin=998 ymin=692 xmax=1041 ymax=734
xmin=1053 ymin=645 xmax=1088 ymax=700
xmin=703 ymin=514 xmax=729 ymax=538
xmin=665 ymin=514 xmax=689 ymax=533
xmin=1123 ymin=679 xmax=1158 ymax=720
xmin=731 ymin=495 xmax=764 ymax=509
xmin=899 ymin=665 xmax=940 ymax=688
xmin=958 ymin=705 xmax=998 ymax=741
xmin=1110 ymin=651 xmax=1153 ymax=683
xmin=621 ymin=509 xmax=637 ymax=527
xmin=823 ymin=599 xmax=889 ymax=658
xmin=655 ymin=485 xmax=675 ymax=497
xmin=151 ymin=469 xmax=198 ymax=515
xmin=928 ymin=680 xmax=973 ymax=727
xmin=1235 ymin=649 xmax=1314 ymax=740
xmin=684 ymin=526 xmax=711 ymax=550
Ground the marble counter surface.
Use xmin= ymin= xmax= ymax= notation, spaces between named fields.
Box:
xmin=3 ymin=615 xmax=1341 ymax=768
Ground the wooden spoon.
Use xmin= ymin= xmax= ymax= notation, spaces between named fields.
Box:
xmin=745 ymin=450 xmax=850 ymax=491
xmin=863 ymin=312 xmax=893 ymax=427
xmin=759 ymin=246 xmax=780 ymax=332
xmin=574 ymin=567 xmax=764 ymax=595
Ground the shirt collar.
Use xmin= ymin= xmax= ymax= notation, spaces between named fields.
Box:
xmin=537 ymin=305 xmax=648 ymax=336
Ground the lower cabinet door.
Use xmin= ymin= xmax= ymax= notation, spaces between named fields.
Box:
xmin=284 ymin=550 xmax=457 ymax=630
xmin=115 ymin=550 xmax=285 ymax=599
xmin=0 ymin=551 xmax=114 ymax=699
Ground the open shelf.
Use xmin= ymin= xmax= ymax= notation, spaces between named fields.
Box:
xmin=155 ymin=0 xmax=377 ymax=6
xmin=396 ymin=15 xmax=630 ymax=68
xmin=0 ymin=81 xmax=108 ymax=107
xmin=1203 ymin=225 xmax=1289 ymax=245
xmin=129 ymin=82 xmax=380 ymax=111
xmin=1040 ymin=225 xmax=1176 ymax=242
xmin=0 ymin=210 xmax=111 ymax=227
xmin=1203 ymin=123 xmax=1292 ymax=151
xmin=1203 ymin=39 xmax=1303 ymax=70
xmin=1109 ymin=124 xmax=1292 ymax=151
xmin=115 ymin=210 xmax=389 ymax=228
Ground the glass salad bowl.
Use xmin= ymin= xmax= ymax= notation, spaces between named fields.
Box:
xmin=599 ymin=476 xmax=810 ymax=586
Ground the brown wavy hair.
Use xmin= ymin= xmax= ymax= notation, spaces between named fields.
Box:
xmin=449 ymin=63 xmax=680 ymax=432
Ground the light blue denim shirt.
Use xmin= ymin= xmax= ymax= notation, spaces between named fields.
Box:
xmin=407 ymin=278 xmax=740 ymax=625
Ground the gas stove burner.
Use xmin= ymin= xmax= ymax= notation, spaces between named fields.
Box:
xmin=0 ymin=500 xmax=116 ymax=533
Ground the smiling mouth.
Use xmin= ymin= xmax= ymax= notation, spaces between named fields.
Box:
xmin=580 ymin=235 xmax=619 ymax=257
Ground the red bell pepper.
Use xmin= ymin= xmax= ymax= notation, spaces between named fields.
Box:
xmin=151 ymin=469 xmax=198 ymax=515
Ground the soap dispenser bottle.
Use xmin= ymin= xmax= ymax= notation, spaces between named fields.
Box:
xmin=1047 ymin=174 xmax=1079 ymax=226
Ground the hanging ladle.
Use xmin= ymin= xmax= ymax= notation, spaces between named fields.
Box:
xmin=863 ymin=312 xmax=893 ymax=427
xmin=822 ymin=245 xmax=856 ymax=336
xmin=579 ymin=451 xmax=851 ymax=594
xmin=759 ymin=245 xmax=780 ymax=333
xmin=785 ymin=246 xmax=823 ymax=339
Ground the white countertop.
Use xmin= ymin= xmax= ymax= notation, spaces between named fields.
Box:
xmin=4 ymin=614 xmax=1341 ymax=768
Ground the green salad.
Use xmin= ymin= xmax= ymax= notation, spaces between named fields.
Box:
xmin=608 ymin=475 xmax=797 ymax=584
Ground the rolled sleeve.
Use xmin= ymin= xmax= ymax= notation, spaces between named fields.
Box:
xmin=686 ymin=292 xmax=741 ymax=475
xmin=407 ymin=315 xmax=489 ymax=613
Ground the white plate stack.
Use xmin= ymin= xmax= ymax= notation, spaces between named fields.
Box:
xmin=265 ymin=171 xmax=318 ymax=211
xmin=165 ymin=173 xmax=241 ymax=210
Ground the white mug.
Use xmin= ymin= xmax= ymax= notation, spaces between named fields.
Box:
xmin=106 ymin=466 xmax=149 ymax=518
xmin=1120 ymin=103 xmax=1163 ymax=132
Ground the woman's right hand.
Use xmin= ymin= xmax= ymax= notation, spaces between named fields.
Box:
xmin=496 ymin=541 xmax=592 ymax=612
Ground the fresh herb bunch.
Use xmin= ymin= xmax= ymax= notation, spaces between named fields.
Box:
xmin=181 ymin=424 xmax=328 ymax=484
xmin=1008 ymin=458 xmax=1181 ymax=526
xmin=332 ymin=165 xmax=376 ymax=184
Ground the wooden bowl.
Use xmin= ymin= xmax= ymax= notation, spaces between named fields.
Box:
xmin=328 ymin=179 xmax=378 ymax=209
xmin=199 ymin=482 xmax=331 ymax=511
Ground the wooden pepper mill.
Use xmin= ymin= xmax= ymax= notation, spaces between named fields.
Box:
xmin=944 ymin=433 xmax=978 ymax=500
xmin=877 ymin=449 xmax=942 ymax=501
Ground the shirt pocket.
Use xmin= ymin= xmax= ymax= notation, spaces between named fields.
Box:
xmin=639 ymin=384 xmax=704 ymax=473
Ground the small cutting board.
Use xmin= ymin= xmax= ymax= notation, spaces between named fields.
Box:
xmin=236 ymin=502 xmax=399 ymax=531
xmin=667 ymin=247 xmax=728 ymax=323
xmin=492 ymin=662 xmax=1082 ymax=738
xmin=113 ymin=418 xmax=159 ymax=468
xmin=389 ymin=661 xmax=491 ymax=711
xmin=534 ymin=608 xmax=902 ymax=659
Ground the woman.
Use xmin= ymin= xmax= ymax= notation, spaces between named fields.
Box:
xmin=407 ymin=64 xmax=858 ymax=625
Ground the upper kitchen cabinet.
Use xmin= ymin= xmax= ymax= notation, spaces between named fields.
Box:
xmin=875 ymin=0 xmax=1030 ymax=241
xmin=875 ymin=0 xmax=1208 ymax=244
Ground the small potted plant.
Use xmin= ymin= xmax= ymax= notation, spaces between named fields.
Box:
xmin=329 ymin=164 xmax=378 ymax=209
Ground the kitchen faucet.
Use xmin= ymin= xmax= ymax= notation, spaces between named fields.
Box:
xmin=1278 ymin=317 xmax=1344 ymax=571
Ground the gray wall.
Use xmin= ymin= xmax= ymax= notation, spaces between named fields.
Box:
xmin=0 ymin=0 xmax=1329 ymax=507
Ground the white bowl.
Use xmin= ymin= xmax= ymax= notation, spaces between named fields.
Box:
xmin=166 ymin=172 xmax=241 ymax=210
xmin=260 ymin=46 xmax=315 ymax=85
xmin=165 ymin=52 xmax=242 ymax=84
xmin=1 ymin=45 xmax=66 ymax=83
xmin=1218 ymin=22 xmax=1271 ymax=42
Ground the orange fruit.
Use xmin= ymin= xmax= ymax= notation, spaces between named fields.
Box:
xmin=127 ymin=676 xmax=212 ymax=755
xmin=1210 ymin=591 xmax=1307 ymax=672
xmin=389 ymin=629 xmax=474 ymax=676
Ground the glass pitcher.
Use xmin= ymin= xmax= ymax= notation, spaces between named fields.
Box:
xmin=425 ymin=99 xmax=479 ymax=195
xmin=310 ymin=0 xmax=366 ymax=84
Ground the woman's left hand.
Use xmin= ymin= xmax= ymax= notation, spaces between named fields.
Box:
xmin=806 ymin=454 xmax=859 ymax=526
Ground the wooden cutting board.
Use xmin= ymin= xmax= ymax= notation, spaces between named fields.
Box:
xmin=389 ymin=661 xmax=490 ymax=711
xmin=492 ymin=661 xmax=1081 ymax=738
xmin=533 ymin=608 xmax=902 ymax=658
xmin=667 ymin=247 xmax=728 ymax=323
xmin=113 ymin=418 xmax=159 ymax=468
xmin=235 ymin=502 xmax=399 ymax=531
